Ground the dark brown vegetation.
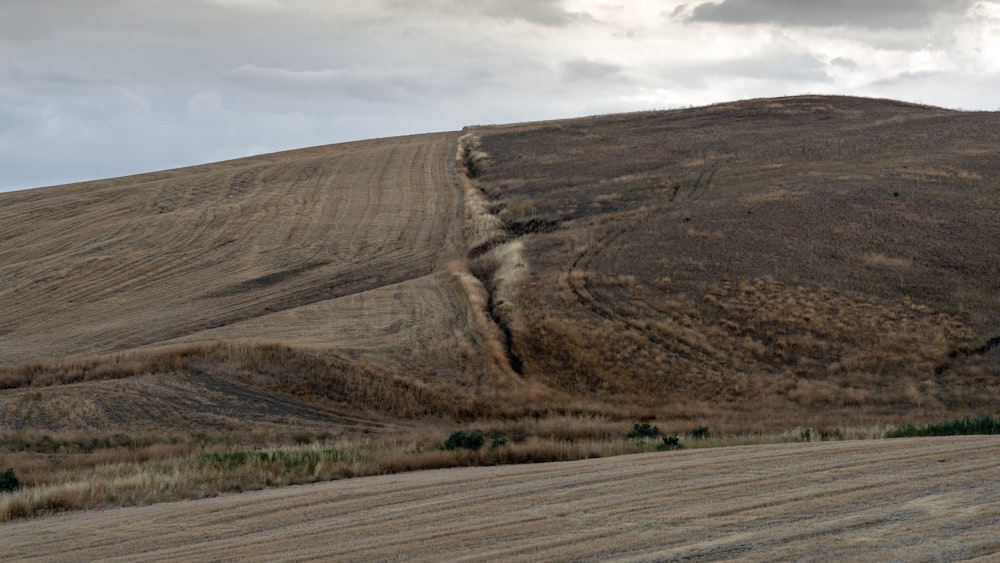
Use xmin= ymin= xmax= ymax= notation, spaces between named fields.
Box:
xmin=467 ymin=95 xmax=1000 ymax=423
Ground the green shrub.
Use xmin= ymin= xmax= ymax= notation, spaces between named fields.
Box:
xmin=489 ymin=437 xmax=508 ymax=450
xmin=818 ymin=428 xmax=842 ymax=441
xmin=658 ymin=435 xmax=682 ymax=450
xmin=692 ymin=426 xmax=710 ymax=439
xmin=443 ymin=430 xmax=485 ymax=451
xmin=0 ymin=468 xmax=19 ymax=493
xmin=626 ymin=423 xmax=660 ymax=440
xmin=887 ymin=415 xmax=1000 ymax=438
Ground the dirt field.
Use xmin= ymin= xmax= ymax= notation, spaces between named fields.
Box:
xmin=4 ymin=436 xmax=999 ymax=561
xmin=0 ymin=132 xmax=465 ymax=365
xmin=0 ymin=131 xmax=494 ymax=433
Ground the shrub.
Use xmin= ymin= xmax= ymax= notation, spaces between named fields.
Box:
xmin=818 ymin=428 xmax=842 ymax=441
xmin=692 ymin=426 xmax=710 ymax=439
xmin=0 ymin=468 xmax=19 ymax=493
xmin=443 ymin=430 xmax=485 ymax=451
xmin=626 ymin=423 xmax=660 ymax=440
xmin=658 ymin=435 xmax=682 ymax=450
xmin=887 ymin=415 xmax=1000 ymax=438
xmin=489 ymin=437 xmax=508 ymax=450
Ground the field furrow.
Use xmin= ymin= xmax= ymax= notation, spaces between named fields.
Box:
xmin=3 ymin=437 xmax=999 ymax=561
xmin=0 ymin=132 xmax=462 ymax=363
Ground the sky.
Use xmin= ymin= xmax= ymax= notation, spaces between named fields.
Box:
xmin=2 ymin=0 xmax=999 ymax=192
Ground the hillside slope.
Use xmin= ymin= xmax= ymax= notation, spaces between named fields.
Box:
xmin=1 ymin=96 xmax=998 ymax=435
xmin=4 ymin=436 xmax=999 ymax=561
xmin=0 ymin=133 xmax=463 ymax=364
xmin=0 ymin=132 xmax=499 ymax=432
xmin=465 ymin=95 xmax=1000 ymax=426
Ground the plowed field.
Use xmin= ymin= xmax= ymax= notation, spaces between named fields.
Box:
xmin=4 ymin=436 xmax=999 ymax=561
xmin=0 ymin=132 xmax=463 ymax=364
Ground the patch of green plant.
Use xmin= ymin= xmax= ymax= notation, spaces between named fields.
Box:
xmin=0 ymin=468 xmax=19 ymax=493
xmin=626 ymin=422 xmax=660 ymax=440
xmin=692 ymin=426 xmax=710 ymax=439
xmin=800 ymin=428 xmax=813 ymax=442
xmin=489 ymin=437 xmax=508 ymax=450
xmin=658 ymin=435 xmax=682 ymax=451
xmin=887 ymin=415 xmax=1000 ymax=438
xmin=443 ymin=430 xmax=485 ymax=451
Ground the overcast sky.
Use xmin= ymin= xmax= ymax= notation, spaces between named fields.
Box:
xmin=2 ymin=0 xmax=999 ymax=192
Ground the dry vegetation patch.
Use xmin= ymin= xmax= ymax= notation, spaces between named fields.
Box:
xmin=468 ymin=95 xmax=1000 ymax=423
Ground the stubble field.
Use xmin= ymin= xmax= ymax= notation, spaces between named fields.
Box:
xmin=4 ymin=436 xmax=999 ymax=561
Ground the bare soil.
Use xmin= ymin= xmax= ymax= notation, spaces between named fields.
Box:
xmin=4 ymin=436 xmax=999 ymax=561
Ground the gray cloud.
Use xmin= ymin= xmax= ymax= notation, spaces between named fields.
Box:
xmin=382 ymin=0 xmax=586 ymax=26
xmin=560 ymin=59 xmax=630 ymax=84
xmin=686 ymin=0 xmax=974 ymax=29
xmin=476 ymin=0 xmax=588 ymax=26
xmin=224 ymin=65 xmax=434 ymax=102
xmin=830 ymin=57 xmax=860 ymax=70
xmin=708 ymin=51 xmax=830 ymax=82
xmin=2 ymin=0 xmax=998 ymax=192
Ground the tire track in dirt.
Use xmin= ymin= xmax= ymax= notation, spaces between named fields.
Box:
xmin=4 ymin=436 xmax=999 ymax=561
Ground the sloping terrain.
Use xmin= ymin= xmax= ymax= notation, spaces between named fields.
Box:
xmin=464 ymin=96 xmax=1000 ymax=426
xmin=0 ymin=132 xmax=495 ymax=432
xmin=4 ymin=436 xmax=999 ymax=561
xmin=2 ymin=96 xmax=1000 ymax=436
xmin=0 ymin=133 xmax=463 ymax=364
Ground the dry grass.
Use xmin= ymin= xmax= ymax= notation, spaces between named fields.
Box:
xmin=468 ymin=94 xmax=1000 ymax=421
xmin=0 ymin=418 xmax=930 ymax=523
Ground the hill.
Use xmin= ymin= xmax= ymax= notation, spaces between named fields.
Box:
xmin=464 ymin=95 xmax=1000 ymax=429
xmin=1 ymin=95 xmax=999 ymax=521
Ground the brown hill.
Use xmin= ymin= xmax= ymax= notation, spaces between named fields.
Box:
xmin=464 ymin=95 xmax=1000 ymax=426
xmin=1 ymin=96 xmax=998 ymax=436
xmin=0 ymin=132 xmax=495 ymax=433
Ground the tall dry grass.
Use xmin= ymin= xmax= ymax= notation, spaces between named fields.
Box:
xmin=0 ymin=341 xmax=486 ymax=419
xmin=3 ymin=415 xmax=950 ymax=523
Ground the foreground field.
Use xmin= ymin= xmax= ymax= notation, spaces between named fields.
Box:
xmin=4 ymin=436 xmax=999 ymax=561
